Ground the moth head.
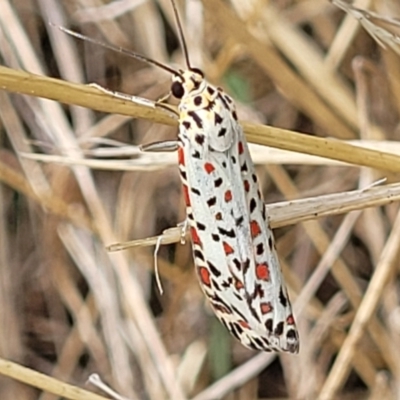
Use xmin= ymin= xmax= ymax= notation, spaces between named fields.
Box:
xmin=171 ymin=68 xmax=205 ymax=99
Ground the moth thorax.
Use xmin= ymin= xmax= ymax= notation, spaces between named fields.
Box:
xmin=171 ymin=68 xmax=205 ymax=99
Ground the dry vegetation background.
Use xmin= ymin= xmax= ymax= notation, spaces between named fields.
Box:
xmin=1 ymin=0 xmax=400 ymax=399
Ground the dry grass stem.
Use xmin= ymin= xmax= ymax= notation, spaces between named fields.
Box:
xmin=0 ymin=358 xmax=109 ymax=400
xmin=3 ymin=65 xmax=400 ymax=172
xmin=108 ymin=182 xmax=400 ymax=250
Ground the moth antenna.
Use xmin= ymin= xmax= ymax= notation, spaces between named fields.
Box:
xmin=50 ymin=23 xmax=183 ymax=78
xmin=170 ymin=0 xmax=191 ymax=69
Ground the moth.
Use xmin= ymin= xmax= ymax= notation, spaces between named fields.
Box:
xmin=62 ymin=0 xmax=299 ymax=353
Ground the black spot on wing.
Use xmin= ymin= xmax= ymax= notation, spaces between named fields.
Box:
xmin=243 ymin=259 xmax=250 ymax=274
xmin=197 ymin=222 xmax=206 ymax=231
xmin=235 ymin=216 xmax=244 ymax=226
xmin=208 ymin=261 xmax=221 ymax=277
xmin=260 ymin=337 xmax=271 ymax=349
xmin=274 ymin=321 xmax=284 ymax=336
xmin=287 ymin=329 xmax=298 ymax=340
xmin=211 ymin=233 xmax=220 ymax=242
xmin=256 ymin=243 xmax=264 ymax=255
xmin=241 ymin=162 xmax=248 ymax=172
xmin=220 ymin=317 xmax=229 ymax=330
xmin=191 ymin=187 xmax=201 ymax=195
xmin=265 ymin=319 xmax=273 ymax=332
xmin=279 ymin=287 xmax=288 ymax=307
xmin=192 ymin=150 xmax=201 ymax=159
xmin=233 ymin=258 xmax=241 ymax=270
xmin=188 ymin=111 xmax=203 ymax=128
xmin=221 ymin=280 xmax=231 ymax=289
xmin=195 ymin=134 xmax=205 ymax=145
xmin=229 ymin=322 xmax=242 ymax=340
xmin=212 ymin=292 xmax=233 ymax=313
xmin=182 ymin=120 xmax=191 ymax=130
xmin=247 ymin=340 xmax=262 ymax=351
xmin=249 ymin=198 xmax=257 ymax=213
xmin=193 ymin=249 xmax=205 ymax=261
xmin=246 ymin=300 xmax=261 ymax=323
xmin=253 ymin=284 xmax=264 ymax=298
xmin=231 ymin=305 xmax=248 ymax=321
xmin=268 ymin=236 xmax=274 ymax=251
xmin=205 ymin=100 xmax=215 ymax=111
xmin=214 ymin=178 xmax=223 ymax=187
xmin=233 ymin=292 xmax=242 ymax=301
xmin=214 ymin=113 xmax=223 ymax=125
xmin=218 ymin=227 xmax=236 ymax=238
xmin=217 ymin=92 xmax=229 ymax=108
xmin=252 ymin=337 xmax=265 ymax=349
xmin=207 ymin=197 xmax=217 ymax=207
xmin=212 ymin=279 xmax=220 ymax=291
xmin=218 ymin=127 xmax=227 ymax=137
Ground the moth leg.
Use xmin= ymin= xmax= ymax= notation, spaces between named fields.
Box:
xmin=153 ymin=90 xmax=180 ymax=115
xmin=153 ymin=220 xmax=188 ymax=293
xmin=156 ymin=91 xmax=172 ymax=104
xmin=90 ymin=83 xmax=178 ymax=116
xmin=178 ymin=219 xmax=189 ymax=245
xmin=89 ymin=83 xmax=156 ymax=107
xmin=154 ymin=234 xmax=164 ymax=295
xmin=140 ymin=140 xmax=179 ymax=152
xmin=155 ymin=102 xmax=179 ymax=116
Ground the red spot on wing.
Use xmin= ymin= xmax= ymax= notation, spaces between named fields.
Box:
xmin=178 ymin=147 xmax=185 ymax=166
xmin=198 ymin=267 xmax=211 ymax=286
xmin=234 ymin=279 xmax=244 ymax=290
xmin=223 ymin=241 xmax=234 ymax=255
xmin=250 ymin=220 xmax=261 ymax=237
xmin=224 ymin=190 xmax=232 ymax=202
xmin=238 ymin=320 xmax=250 ymax=329
xmin=238 ymin=141 xmax=244 ymax=155
xmin=256 ymin=263 xmax=270 ymax=281
xmin=190 ymin=227 xmax=201 ymax=246
xmin=182 ymin=184 xmax=191 ymax=206
xmin=244 ymin=180 xmax=250 ymax=192
xmin=204 ymin=162 xmax=215 ymax=174
xmin=260 ymin=302 xmax=273 ymax=314
xmin=287 ymin=315 xmax=295 ymax=325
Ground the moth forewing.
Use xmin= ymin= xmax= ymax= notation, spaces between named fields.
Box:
xmin=176 ymin=71 xmax=299 ymax=352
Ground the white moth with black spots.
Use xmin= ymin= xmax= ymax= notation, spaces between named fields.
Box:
xmin=173 ymin=68 xmax=298 ymax=353
xmin=64 ymin=0 xmax=299 ymax=353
